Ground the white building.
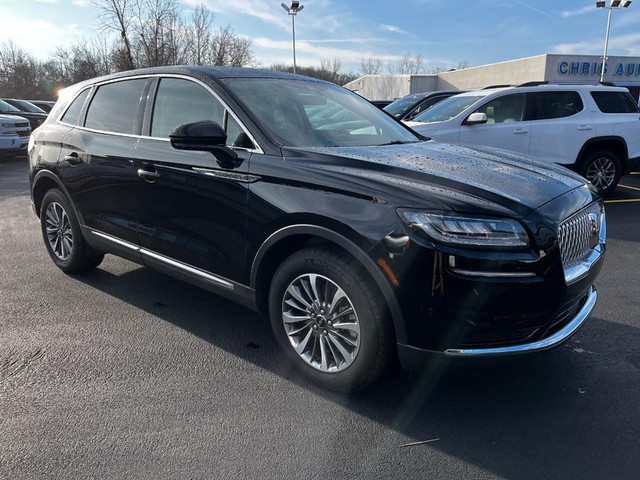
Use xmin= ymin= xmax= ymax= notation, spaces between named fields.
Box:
xmin=344 ymin=54 xmax=640 ymax=102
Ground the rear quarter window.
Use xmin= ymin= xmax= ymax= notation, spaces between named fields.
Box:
xmin=60 ymin=89 xmax=90 ymax=126
xmin=590 ymin=91 xmax=640 ymax=113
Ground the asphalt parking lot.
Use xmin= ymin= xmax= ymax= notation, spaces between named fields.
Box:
xmin=1 ymin=156 xmax=639 ymax=479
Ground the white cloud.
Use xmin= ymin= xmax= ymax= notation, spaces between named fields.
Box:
xmin=515 ymin=1 xmax=552 ymax=18
xmin=252 ymin=36 xmax=403 ymax=64
xmin=73 ymin=0 xmax=89 ymax=6
xmin=0 ymin=16 xmax=83 ymax=59
xmin=181 ymin=0 xmax=291 ymax=30
xmin=561 ymin=6 xmax=594 ymax=19
xmin=35 ymin=0 xmax=59 ymax=3
xmin=381 ymin=24 xmax=408 ymax=35
xmin=552 ymin=41 xmax=594 ymax=54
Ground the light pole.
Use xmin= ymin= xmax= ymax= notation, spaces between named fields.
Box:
xmin=596 ymin=0 xmax=632 ymax=83
xmin=281 ymin=1 xmax=304 ymax=74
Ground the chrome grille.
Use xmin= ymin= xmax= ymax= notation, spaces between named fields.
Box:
xmin=17 ymin=130 xmax=30 ymax=137
xmin=15 ymin=122 xmax=29 ymax=128
xmin=557 ymin=202 xmax=602 ymax=270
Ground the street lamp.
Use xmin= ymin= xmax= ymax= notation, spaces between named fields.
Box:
xmin=281 ymin=1 xmax=304 ymax=74
xmin=596 ymin=0 xmax=632 ymax=83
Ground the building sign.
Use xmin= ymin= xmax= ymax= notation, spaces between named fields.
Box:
xmin=557 ymin=61 xmax=640 ymax=77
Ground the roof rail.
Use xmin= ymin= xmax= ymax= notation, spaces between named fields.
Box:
xmin=517 ymin=81 xmax=549 ymax=87
xmin=481 ymin=84 xmax=512 ymax=90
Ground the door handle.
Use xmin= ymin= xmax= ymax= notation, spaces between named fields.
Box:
xmin=137 ymin=168 xmax=161 ymax=182
xmin=63 ymin=152 xmax=82 ymax=165
xmin=577 ymin=125 xmax=593 ymax=131
xmin=513 ymin=128 xmax=529 ymax=134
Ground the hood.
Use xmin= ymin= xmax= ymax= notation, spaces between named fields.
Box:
xmin=0 ymin=114 xmax=28 ymax=123
xmin=404 ymin=120 xmax=442 ymax=136
xmin=284 ymin=141 xmax=591 ymax=218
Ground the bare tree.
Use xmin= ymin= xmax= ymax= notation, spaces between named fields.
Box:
xmin=188 ymin=3 xmax=213 ymax=65
xmin=319 ymin=58 xmax=342 ymax=83
xmin=89 ymin=0 xmax=137 ymax=70
xmin=389 ymin=52 xmax=426 ymax=74
xmin=359 ymin=58 xmax=382 ymax=75
xmin=52 ymin=38 xmax=114 ymax=85
xmin=133 ymin=0 xmax=184 ymax=67
xmin=209 ymin=25 xmax=253 ymax=67
xmin=0 ymin=41 xmax=42 ymax=98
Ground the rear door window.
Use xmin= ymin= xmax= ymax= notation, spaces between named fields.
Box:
xmin=85 ymin=79 xmax=147 ymax=134
xmin=591 ymin=91 xmax=640 ymax=113
xmin=530 ymin=91 xmax=584 ymax=120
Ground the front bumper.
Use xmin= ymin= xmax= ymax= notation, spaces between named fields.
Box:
xmin=398 ymin=286 xmax=596 ymax=370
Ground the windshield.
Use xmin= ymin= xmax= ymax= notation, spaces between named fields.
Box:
xmin=223 ymin=78 xmax=420 ymax=147
xmin=384 ymin=95 xmax=425 ymax=118
xmin=0 ymin=100 xmax=22 ymax=113
xmin=11 ymin=99 xmax=46 ymax=114
xmin=412 ymin=95 xmax=484 ymax=123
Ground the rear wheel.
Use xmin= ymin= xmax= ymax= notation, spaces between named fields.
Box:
xmin=40 ymin=189 xmax=104 ymax=273
xmin=268 ymin=247 xmax=393 ymax=392
xmin=579 ymin=149 xmax=621 ymax=195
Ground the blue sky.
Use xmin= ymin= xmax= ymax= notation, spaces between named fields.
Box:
xmin=3 ymin=0 xmax=640 ymax=73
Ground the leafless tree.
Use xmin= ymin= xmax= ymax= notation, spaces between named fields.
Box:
xmin=389 ymin=52 xmax=426 ymax=74
xmin=89 ymin=0 xmax=137 ymax=70
xmin=0 ymin=41 xmax=42 ymax=98
xmin=359 ymin=58 xmax=382 ymax=75
xmin=188 ymin=3 xmax=213 ymax=65
xmin=209 ymin=25 xmax=254 ymax=67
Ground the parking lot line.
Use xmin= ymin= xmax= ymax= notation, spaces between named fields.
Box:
xmin=604 ymin=198 xmax=640 ymax=204
xmin=617 ymin=184 xmax=640 ymax=192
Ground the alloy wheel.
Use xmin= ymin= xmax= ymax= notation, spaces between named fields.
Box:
xmin=45 ymin=202 xmax=73 ymax=261
xmin=585 ymin=157 xmax=616 ymax=191
xmin=281 ymin=274 xmax=361 ymax=373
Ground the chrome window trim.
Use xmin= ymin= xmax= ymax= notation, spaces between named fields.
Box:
xmin=58 ymin=73 xmax=263 ymax=154
xmin=444 ymin=286 xmax=597 ymax=357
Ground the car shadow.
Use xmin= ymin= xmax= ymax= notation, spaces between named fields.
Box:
xmin=0 ymin=155 xmax=30 ymax=201
xmin=72 ymin=261 xmax=640 ymax=480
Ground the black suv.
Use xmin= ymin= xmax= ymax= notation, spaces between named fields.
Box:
xmin=29 ymin=67 xmax=605 ymax=391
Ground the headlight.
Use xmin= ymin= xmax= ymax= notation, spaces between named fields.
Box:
xmin=399 ymin=210 xmax=530 ymax=249
xmin=1 ymin=122 xmax=11 ymax=128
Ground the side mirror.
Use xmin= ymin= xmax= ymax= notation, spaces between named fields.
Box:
xmin=464 ymin=112 xmax=488 ymax=125
xmin=169 ymin=120 xmax=240 ymax=168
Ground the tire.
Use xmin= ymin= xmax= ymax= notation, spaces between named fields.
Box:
xmin=40 ymin=189 xmax=104 ymax=273
xmin=268 ymin=247 xmax=394 ymax=392
xmin=579 ymin=149 xmax=621 ymax=195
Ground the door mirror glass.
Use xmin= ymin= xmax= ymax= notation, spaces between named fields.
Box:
xmin=464 ymin=112 xmax=488 ymax=125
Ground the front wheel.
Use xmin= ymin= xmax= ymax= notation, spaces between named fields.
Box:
xmin=579 ymin=150 xmax=621 ymax=195
xmin=40 ymin=189 xmax=104 ymax=273
xmin=268 ymin=247 xmax=394 ymax=392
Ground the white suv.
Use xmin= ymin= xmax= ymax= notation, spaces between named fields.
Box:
xmin=405 ymin=84 xmax=640 ymax=194
xmin=0 ymin=114 xmax=31 ymax=157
